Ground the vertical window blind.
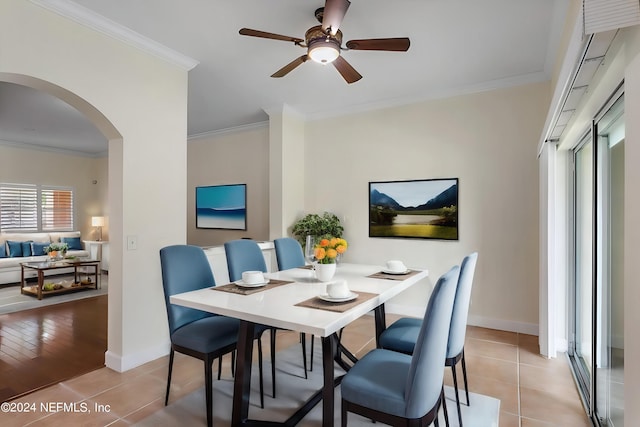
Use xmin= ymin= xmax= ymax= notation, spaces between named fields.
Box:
xmin=0 ymin=184 xmax=74 ymax=231
xmin=584 ymin=0 xmax=640 ymax=35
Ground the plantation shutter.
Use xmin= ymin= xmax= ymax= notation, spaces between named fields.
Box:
xmin=0 ymin=185 xmax=38 ymax=231
xmin=41 ymin=187 xmax=74 ymax=231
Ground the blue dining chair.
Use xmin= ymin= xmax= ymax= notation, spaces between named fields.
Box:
xmin=224 ymin=239 xmax=279 ymax=398
xmin=160 ymin=245 xmax=243 ymax=427
xmin=378 ymin=252 xmax=478 ymax=427
xmin=273 ymin=237 xmax=314 ymax=377
xmin=341 ymin=265 xmax=460 ymax=427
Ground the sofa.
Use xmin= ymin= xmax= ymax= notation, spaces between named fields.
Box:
xmin=0 ymin=231 xmax=90 ymax=285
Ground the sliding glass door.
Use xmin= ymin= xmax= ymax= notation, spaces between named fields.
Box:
xmin=569 ymin=91 xmax=624 ymax=427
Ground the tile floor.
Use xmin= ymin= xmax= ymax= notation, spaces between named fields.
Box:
xmin=1 ymin=314 xmax=592 ymax=426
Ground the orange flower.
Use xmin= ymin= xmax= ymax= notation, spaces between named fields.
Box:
xmin=314 ymin=236 xmax=348 ymax=264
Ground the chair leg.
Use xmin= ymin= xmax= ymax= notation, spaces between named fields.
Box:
xmin=257 ymin=337 xmax=264 ymax=409
xmin=204 ymin=355 xmax=214 ymax=427
xmin=441 ymin=386 xmax=450 ymax=427
xmin=461 ymin=349 xmax=470 ymax=406
xmin=451 ymin=364 xmax=463 ymax=427
xmin=164 ymin=349 xmax=175 ymax=406
xmin=341 ymin=399 xmax=348 ymax=427
xmin=231 ymin=350 xmax=236 ymax=378
xmin=217 ymin=356 xmax=222 ymax=380
xmin=270 ymin=328 xmax=277 ymax=398
xmin=301 ymin=332 xmax=308 ymax=379
xmin=310 ymin=334 xmax=314 ymax=372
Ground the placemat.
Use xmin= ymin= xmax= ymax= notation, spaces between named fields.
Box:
xmin=212 ymin=279 xmax=293 ymax=295
xmin=367 ymin=269 xmax=421 ymax=281
xmin=295 ymin=291 xmax=378 ymax=313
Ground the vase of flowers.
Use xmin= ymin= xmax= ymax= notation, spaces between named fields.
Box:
xmin=314 ymin=237 xmax=348 ymax=282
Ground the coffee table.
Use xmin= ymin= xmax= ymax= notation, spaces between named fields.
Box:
xmin=20 ymin=259 xmax=101 ymax=300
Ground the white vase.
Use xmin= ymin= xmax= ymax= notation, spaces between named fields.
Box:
xmin=316 ymin=262 xmax=336 ymax=282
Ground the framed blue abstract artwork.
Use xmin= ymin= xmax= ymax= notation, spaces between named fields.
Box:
xmin=196 ymin=184 xmax=247 ymax=230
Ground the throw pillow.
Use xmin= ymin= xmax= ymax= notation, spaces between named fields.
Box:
xmin=61 ymin=236 xmax=83 ymax=250
xmin=0 ymin=244 xmax=6 ymax=258
xmin=7 ymin=241 xmax=23 ymax=257
xmin=32 ymin=241 xmax=50 ymax=256
xmin=21 ymin=241 xmax=33 ymax=257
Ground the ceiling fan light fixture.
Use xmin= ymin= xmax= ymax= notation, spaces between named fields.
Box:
xmin=308 ymin=38 xmax=340 ymax=64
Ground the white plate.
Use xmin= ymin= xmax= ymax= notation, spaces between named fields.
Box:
xmin=317 ymin=292 xmax=358 ymax=303
xmin=233 ymin=279 xmax=270 ymax=288
xmin=382 ymin=269 xmax=411 ymax=275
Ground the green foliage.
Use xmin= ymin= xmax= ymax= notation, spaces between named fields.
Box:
xmin=291 ymin=212 xmax=344 ymax=245
xmin=370 ymin=206 xmax=397 ymax=225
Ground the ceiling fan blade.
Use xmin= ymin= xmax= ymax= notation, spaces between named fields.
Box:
xmin=271 ymin=55 xmax=309 ymax=78
xmin=239 ymin=28 xmax=304 ymax=44
xmin=332 ymin=56 xmax=362 ymax=84
xmin=346 ymin=38 xmax=411 ymax=51
xmin=322 ymin=0 xmax=351 ymax=35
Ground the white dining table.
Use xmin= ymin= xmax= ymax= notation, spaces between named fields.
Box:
xmin=169 ymin=262 xmax=429 ymax=427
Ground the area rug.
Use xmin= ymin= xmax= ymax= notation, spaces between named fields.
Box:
xmin=0 ymin=274 xmax=108 ymax=315
xmin=137 ymin=343 xmax=499 ymax=426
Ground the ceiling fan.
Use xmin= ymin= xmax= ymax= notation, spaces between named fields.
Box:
xmin=239 ymin=0 xmax=410 ymax=84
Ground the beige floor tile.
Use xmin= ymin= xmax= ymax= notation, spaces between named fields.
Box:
xmin=521 ymin=417 xmax=556 ymax=426
xmin=465 ymin=337 xmax=518 ymax=362
xmin=467 ymin=326 xmax=518 ymax=345
xmin=461 ymin=373 xmax=520 ymax=414
xmin=519 ymin=363 xmax=580 ymax=398
xmin=500 ymin=411 xmax=521 ymax=427
xmin=520 ymin=386 xmax=590 ymax=426
xmin=62 ymin=366 xmax=126 ymax=398
xmin=465 ymin=353 xmax=518 ymax=385
xmin=87 ymin=374 xmax=166 ymax=419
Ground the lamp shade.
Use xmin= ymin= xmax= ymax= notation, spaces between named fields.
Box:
xmin=91 ymin=216 xmax=105 ymax=227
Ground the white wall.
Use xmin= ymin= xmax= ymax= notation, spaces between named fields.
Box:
xmin=302 ymin=82 xmax=550 ymax=332
xmin=1 ymin=0 xmax=190 ymax=371
xmin=187 ymin=125 xmax=270 ymax=247
xmin=0 ymin=144 xmax=107 ymax=239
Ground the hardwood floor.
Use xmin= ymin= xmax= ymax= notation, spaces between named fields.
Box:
xmin=0 ymin=295 xmax=107 ymax=402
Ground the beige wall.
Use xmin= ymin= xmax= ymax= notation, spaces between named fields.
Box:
xmin=1 ymin=0 xmax=190 ymax=371
xmin=302 ymin=82 xmax=550 ymax=330
xmin=187 ymin=125 xmax=270 ymax=247
xmin=0 ymin=144 xmax=108 ymax=239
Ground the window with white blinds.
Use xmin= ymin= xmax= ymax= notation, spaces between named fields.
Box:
xmin=0 ymin=185 xmax=38 ymax=231
xmin=41 ymin=188 xmax=74 ymax=231
xmin=0 ymin=184 xmax=74 ymax=231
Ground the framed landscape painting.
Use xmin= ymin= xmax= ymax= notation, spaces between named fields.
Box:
xmin=196 ymin=184 xmax=247 ymax=230
xmin=369 ymin=178 xmax=458 ymax=240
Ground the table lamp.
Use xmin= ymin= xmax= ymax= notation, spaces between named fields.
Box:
xmin=91 ymin=216 xmax=105 ymax=241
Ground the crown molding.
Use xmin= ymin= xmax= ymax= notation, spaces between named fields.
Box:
xmin=0 ymin=138 xmax=106 ymax=158
xmin=29 ymin=0 xmax=199 ymax=71
xmin=305 ymin=70 xmax=550 ymax=122
xmin=188 ymin=121 xmax=269 ymax=141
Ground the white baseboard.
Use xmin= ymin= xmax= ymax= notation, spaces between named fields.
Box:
xmin=105 ymin=340 xmax=170 ymax=372
xmin=467 ymin=314 xmax=539 ymax=336
xmin=385 ymin=304 xmax=540 ymax=336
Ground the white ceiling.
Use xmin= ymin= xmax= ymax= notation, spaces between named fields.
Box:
xmin=0 ymin=0 xmax=569 ymax=156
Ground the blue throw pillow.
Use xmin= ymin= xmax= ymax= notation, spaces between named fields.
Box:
xmin=0 ymin=244 xmax=6 ymax=258
xmin=7 ymin=241 xmax=23 ymax=257
xmin=21 ymin=241 xmax=33 ymax=257
xmin=61 ymin=236 xmax=83 ymax=250
xmin=32 ymin=242 xmax=50 ymax=256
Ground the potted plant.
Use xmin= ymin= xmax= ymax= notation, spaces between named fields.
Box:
xmin=291 ymin=212 xmax=344 ymax=247
xmin=313 ymin=237 xmax=348 ymax=281
xmin=45 ymin=242 xmax=68 ymax=261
